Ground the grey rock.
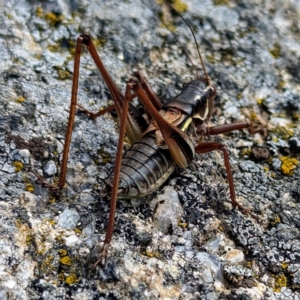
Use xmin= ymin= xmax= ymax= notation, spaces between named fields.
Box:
xmin=43 ymin=160 xmax=57 ymax=176
xmin=58 ymin=208 xmax=80 ymax=230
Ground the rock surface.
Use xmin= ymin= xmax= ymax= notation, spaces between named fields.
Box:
xmin=0 ymin=0 xmax=299 ymax=299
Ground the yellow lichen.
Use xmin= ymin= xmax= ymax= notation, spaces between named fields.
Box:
xmin=143 ymin=251 xmax=160 ymax=258
xmin=171 ymin=0 xmax=188 ymax=13
xmin=15 ymin=96 xmax=25 ymax=103
xmin=58 ymin=249 xmax=68 ymax=257
xmin=155 ymin=0 xmax=188 ymax=32
xmin=270 ymin=215 xmax=281 ymax=226
xmin=273 ymin=273 xmax=287 ymax=292
xmin=48 ymin=220 xmax=56 ymax=226
xmin=292 ymin=111 xmax=300 ymax=121
xmin=93 ymin=37 xmax=106 ymax=49
xmin=26 ymin=183 xmax=34 ymax=193
xmin=40 ymin=235 xmax=46 ymax=243
xmin=263 ymin=166 xmax=269 ymax=172
xmin=58 ymin=272 xmax=65 ymax=282
xmin=178 ymin=222 xmax=188 ymax=228
xmin=274 ymin=126 xmax=294 ymax=140
xmin=74 ymin=228 xmax=82 ymax=235
xmin=47 ymin=43 xmax=60 ymax=52
xmin=44 ymin=256 xmax=54 ymax=266
xmin=55 ymin=235 xmax=65 ymax=244
xmin=98 ymin=147 xmax=112 ymax=164
xmin=36 ymin=248 xmax=46 ymax=256
xmin=156 ymin=0 xmax=188 ymax=13
xmin=13 ymin=161 xmax=23 ymax=172
xmin=246 ymin=261 xmax=253 ymax=268
xmin=207 ymin=54 xmax=216 ymax=64
xmin=280 ymin=156 xmax=298 ymax=176
xmin=44 ymin=12 xmax=64 ymax=26
xmin=267 ymin=157 xmax=273 ymax=165
xmin=15 ymin=219 xmax=23 ymax=228
xmin=281 ymin=262 xmax=289 ymax=270
xmin=213 ymin=0 xmax=229 ymax=5
xmin=48 ymin=39 xmax=76 ymax=54
xmin=49 ymin=197 xmax=56 ymax=204
xmin=65 ymin=274 xmax=79 ymax=285
xmin=56 ymin=68 xmax=70 ymax=80
xmin=277 ymin=80 xmax=285 ymax=89
xmin=256 ymin=98 xmax=265 ymax=105
xmin=35 ymin=7 xmax=43 ymax=17
xmin=241 ymin=148 xmax=251 ymax=156
xmin=60 ymin=256 xmax=72 ymax=266
xmin=52 ymin=176 xmax=60 ymax=185
xmin=26 ymin=234 xmax=33 ymax=245
xmin=269 ymin=43 xmax=281 ymax=59
xmin=249 ymin=111 xmax=259 ymax=122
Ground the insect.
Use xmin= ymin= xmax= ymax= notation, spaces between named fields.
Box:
xmin=32 ymin=1 xmax=264 ymax=267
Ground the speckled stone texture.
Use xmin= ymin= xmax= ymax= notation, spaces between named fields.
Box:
xmin=0 ymin=0 xmax=299 ymax=299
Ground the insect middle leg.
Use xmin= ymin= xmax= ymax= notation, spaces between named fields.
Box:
xmin=195 ymin=141 xmax=247 ymax=213
xmin=198 ymin=119 xmax=266 ymax=137
xmin=195 ymin=120 xmax=264 ymax=218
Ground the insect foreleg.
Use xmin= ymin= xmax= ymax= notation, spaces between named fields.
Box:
xmin=92 ymin=80 xmax=135 ymax=268
xmin=134 ymin=70 xmax=162 ymax=111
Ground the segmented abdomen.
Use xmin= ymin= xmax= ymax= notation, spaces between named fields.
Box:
xmin=117 ymin=132 xmax=175 ymax=198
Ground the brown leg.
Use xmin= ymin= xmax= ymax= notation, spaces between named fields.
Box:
xmin=58 ymin=34 xmax=129 ymax=189
xmin=134 ymin=70 xmax=162 ymax=111
xmin=198 ymin=120 xmax=266 ymax=136
xmin=76 ymin=92 xmax=139 ymax=119
xmin=92 ymin=81 xmax=134 ymax=268
xmin=76 ymin=103 xmax=115 ymax=119
xmin=195 ymin=141 xmax=252 ymax=215
xmin=57 ymin=36 xmax=82 ymax=189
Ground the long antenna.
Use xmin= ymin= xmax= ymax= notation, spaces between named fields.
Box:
xmin=163 ymin=0 xmax=210 ymax=84
xmin=142 ymin=0 xmax=199 ymax=78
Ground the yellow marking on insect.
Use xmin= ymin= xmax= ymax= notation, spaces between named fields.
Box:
xmin=181 ymin=117 xmax=192 ymax=132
